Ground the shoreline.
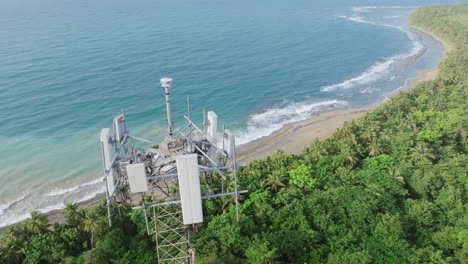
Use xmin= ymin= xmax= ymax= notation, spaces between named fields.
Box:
xmin=237 ymin=63 xmax=442 ymax=164
xmin=237 ymin=23 xmax=449 ymax=163
xmin=0 ymin=15 xmax=449 ymax=234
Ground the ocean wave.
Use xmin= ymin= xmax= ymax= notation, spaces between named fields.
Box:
xmin=37 ymin=203 xmax=66 ymax=214
xmin=0 ymin=194 xmax=28 ymax=215
xmin=323 ymin=15 xmax=425 ymax=92
xmin=74 ymin=186 xmax=106 ymax=204
xmin=336 ymin=15 xmax=378 ymax=25
xmin=321 ymin=57 xmax=397 ymax=91
xmin=0 ymin=203 xmax=65 ymax=228
xmin=384 ymin=78 xmax=411 ymax=99
xmin=0 ymin=213 xmax=31 ymax=228
xmin=236 ymin=100 xmax=347 ymax=145
xmin=0 ymin=185 xmax=107 ymax=228
xmin=47 ymin=177 xmax=102 ymax=197
xmin=359 ymin=86 xmax=373 ymax=94
xmin=383 ymin=15 xmax=403 ymax=19
xmin=352 ymin=6 xmax=417 ymax=13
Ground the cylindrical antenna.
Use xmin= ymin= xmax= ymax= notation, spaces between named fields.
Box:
xmin=203 ymin=108 xmax=206 ymax=134
xmin=187 ymin=95 xmax=191 ymax=119
xmin=160 ymin=78 xmax=173 ymax=137
xmin=222 ymin=124 xmax=225 ymax=152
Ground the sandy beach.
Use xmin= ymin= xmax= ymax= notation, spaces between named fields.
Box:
xmin=236 ymin=66 xmax=442 ymax=164
xmin=0 ymin=24 xmax=449 ymax=234
xmin=237 ymin=28 xmax=447 ymax=163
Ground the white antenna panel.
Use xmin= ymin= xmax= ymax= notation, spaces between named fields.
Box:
xmin=176 ymin=154 xmax=203 ymax=225
xmin=100 ymin=128 xmax=118 ymax=195
xmin=126 ymin=163 xmax=149 ymax=193
xmin=223 ymin=129 xmax=235 ymax=158
xmin=207 ymin=111 xmax=217 ymax=144
xmin=113 ymin=113 xmax=127 ymax=143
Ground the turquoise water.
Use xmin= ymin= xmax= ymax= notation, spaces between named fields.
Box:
xmin=0 ymin=0 xmax=450 ymax=226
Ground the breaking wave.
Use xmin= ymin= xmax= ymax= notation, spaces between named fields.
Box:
xmin=352 ymin=6 xmax=417 ymax=13
xmin=47 ymin=177 xmax=102 ymax=197
xmin=322 ymin=14 xmax=425 ymax=92
xmin=321 ymin=57 xmax=397 ymax=91
xmin=336 ymin=15 xmax=378 ymax=25
xmin=236 ymin=100 xmax=348 ymax=145
xmin=0 ymin=194 xmax=28 ymax=215
xmin=0 ymin=178 xmax=106 ymax=228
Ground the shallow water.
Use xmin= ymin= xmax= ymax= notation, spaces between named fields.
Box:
xmin=0 ymin=0 xmax=451 ymax=226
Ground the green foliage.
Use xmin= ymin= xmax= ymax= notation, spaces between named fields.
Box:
xmin=245 ymin=235 xmax=278 ymax=264
xmin=418 ymin=130 xmax=443 ymax=142
xmin=23 ymin=233 xmax=67 ymax=264
xmin=288 ymin=164 xmax=316 ymax=189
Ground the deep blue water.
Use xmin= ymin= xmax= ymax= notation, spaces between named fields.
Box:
xmin=0 ymin=0 xmax=452 ymax=226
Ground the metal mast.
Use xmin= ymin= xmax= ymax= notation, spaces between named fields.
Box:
xmin=160 ymin=78 xmax=174 ymax=137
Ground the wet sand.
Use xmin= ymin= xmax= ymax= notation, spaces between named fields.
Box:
xmin=0 ymin=23 xmax=449 ymax=234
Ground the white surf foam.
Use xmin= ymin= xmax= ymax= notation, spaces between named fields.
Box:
xmin=323 ymin=13 xmax=425 ymax=92
xmin=383 ymin=15 xmax=403 ymax=19
xmin=47 ymin=177 xmax=102 ymax=197
xmin=359 ymin=86 xmax=373 ymax=94
xmin=0 ymin=202 xmax=65 ymax=228
xmin=37 ymin=203 xmax=65 ymax=214
xmin=336 ymin=15 xmax=378 ymax=25
xmin=236 ymin=100 xmax=348 ymax=145
xmin=74 ymin=186 xmax=106 ymax=204
xmin=352 ymin=6 xmax=417 ymax=13
xmin=0 ymin=213 xmax=31 ymax=228
xmin=321 ymin=57 xmax=397 ymax=91
xmin=0 ymin=185 xmax=107 ymax=228
xmin=0 ymin=194 xmax=28 ymax=215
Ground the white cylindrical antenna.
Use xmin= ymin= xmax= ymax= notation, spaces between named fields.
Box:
xmin=187 ymin=95 xmax=191 ymax=119
xmin=160 ymin=78 xmax=174 ymax=137
xmin=203 ymin=108 xmax=206 ymax=134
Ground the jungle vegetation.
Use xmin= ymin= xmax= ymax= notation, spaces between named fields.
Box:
xmin=1 ymin=3 xmax=467 ymax=264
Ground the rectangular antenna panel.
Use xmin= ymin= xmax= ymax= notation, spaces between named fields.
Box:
xmin=207 ymin=111 xmax=217 ymax=144
xmin=176 ymin=154 xmax=203 ymax=225
xmin=126 ymin=163 xmax=149 ymax=193
xmin=223 ymin=129 xmax=235 ymax=158
xmin=113 ymin=113 xmax=127 ymax=143
xmin=100 ymin=128 xmax=118 ymax=196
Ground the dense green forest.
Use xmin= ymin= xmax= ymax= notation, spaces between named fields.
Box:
xmin=1 ymin=3 xmax=467 ymax=264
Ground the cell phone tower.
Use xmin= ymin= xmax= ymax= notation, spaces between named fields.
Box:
xmin=99 ymin=78 xmax=246 ymax=264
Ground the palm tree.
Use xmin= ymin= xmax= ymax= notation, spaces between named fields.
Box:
xmin=368 ymin=138 xmax=385 ymax=157
xmin=387 ymin=167 xmax=404 ymax=183
xmin=25 ymin=211 xmax=49 ymax=234
xmin=340 ymin=122 xmax=353 ymax=138
xmin=64 ymin=202 xmax=80 ymax=227
xmin=306 ymin=138 xmax=327 ymax=160
xmin=367 ymin=121 xmax=380 ymax=134
xmin=411 ymin=143 xmax=436 ymax=163
xmin=406 ymin=120 xmax=420 ymax=133
xmin=339 ymin=145 xmax=359 ymax=167
xmin=360 ymin=130 xmax=373 ymax=143
xmin=345 ymin=134 xmax=358 ymax=148
xmin=80 ymin=210 xmax=102 ymax=248
xmin=264 ymin=172 xmax=286 ymax=192
xmin=1 ymin=237 xmax=26 ymax=263
xmin=455 ymin=123 xmax=467 ymax=140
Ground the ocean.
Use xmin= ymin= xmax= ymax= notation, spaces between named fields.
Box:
xmin=0 ymin=0 xmax=453 ymax=227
